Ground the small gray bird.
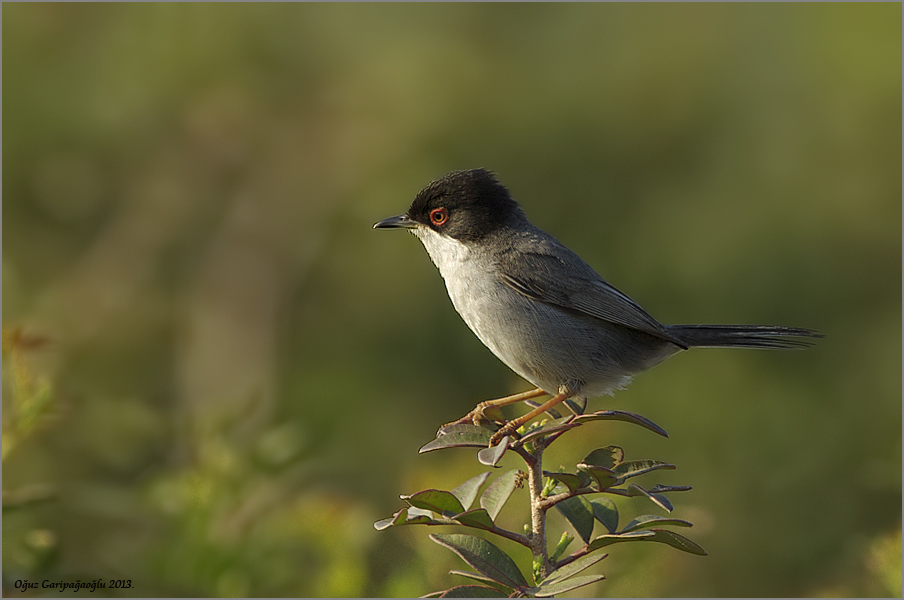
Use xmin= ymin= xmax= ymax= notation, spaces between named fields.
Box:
xmin=374 ymin=169 xmax=819 ymax=445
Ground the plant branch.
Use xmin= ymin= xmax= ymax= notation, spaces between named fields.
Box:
xmin=539 ymin=483 xmax=661 ymax=511
xmin=525 ymin=439 xmax=553 ymax=579
xmin=553 ymin=543 xmax=597 ymax=569
xmin=537 ymin=486 xmax=598 ymax=511
xmin=422 ymin=520 xmax=531 ymax=547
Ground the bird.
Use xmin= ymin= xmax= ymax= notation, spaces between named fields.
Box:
xmin=374 ymin=169 xmax=820 ymax=446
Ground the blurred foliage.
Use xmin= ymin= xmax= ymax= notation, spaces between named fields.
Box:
xmin=2 ymin=3 xmax=901 ymax=597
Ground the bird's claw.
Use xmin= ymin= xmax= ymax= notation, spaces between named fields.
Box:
xmin=488 ymin=424 xmax=520 ymax=447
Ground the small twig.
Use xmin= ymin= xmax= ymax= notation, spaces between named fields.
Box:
xmin=554 ymin=544 xmax=595 ymax=569
xmin=537 ymin=486 xmax=597 ymax=511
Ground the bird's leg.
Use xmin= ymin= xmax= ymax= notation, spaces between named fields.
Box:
xmin=488 ymin=390 xmax=575 ymax=447
xmin=442 ymin=388 xmax=547 ymax=428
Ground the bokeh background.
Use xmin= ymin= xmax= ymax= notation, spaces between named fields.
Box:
xmin=3 ymin=3 xmax=901 ymax=597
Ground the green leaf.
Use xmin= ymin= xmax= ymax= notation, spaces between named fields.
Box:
xmin=646 ymin=529 xmax=707 ymax=556
xmin=573 ymin=410 xmax=668 ymax=437
xmin=588 ymin=498 xmax=619 ymax=534
xmin=554 ymin=495 xmax=595 ymax=543
xmin=510 ymin=415 xmax=572 ymax=437
xmin=430 ymin=534 xmax=528 ymax=590
xmin=452 ymin=472 xmax=492 ymax=511
xmin=373 ymin=507 xmax=442 ymax=530
xmin=534 ymin=574 xmax=606 ymax=597
xmin=549 ymin=531 xmax=575 ymax=563
xmin=408 ymin=506 xmax=436 ymax=518
xmin=624 ymin=484 xmax=673 ymax=512
xmin=478 ymin=405 xmax=506 ymax=423
xmin=437 ymin=584 xmax=507 ymax=597
xmin=620 ymin=514 xmax=693 ymax=533
xmin=586 ymin=530 xmax=656 ymax=551
xmin=543 ymin=472 xmax=583 ymax=494
xmin=649 ymin=483 xmax=692 ymax=493
xmin=480 ymin=469 xmax=519 ymax=520
xmin=580 ymin=446 xmax=624 ymax=469
xmin=477 ymin=437 xmax=510 ymax=467
xmin=420 ymin=425 xmax=493 ymax=453
xmin=564 ymin=396 xmax=586 ymax=415
xmin=613 ymin=460 xmax=675 ymax=481
xmin=651 ymin=493 xmax=673 ymax=512
xmin=449 ymin=571 xmax=513 ymax=594
xmin=585 ymin=529 xmax=706 ymax=555
xmin=577 ymin=464 xmax=618 ymax=490
xmin=403 ymin=490 xmax=466 ymax=516
xmin=516 ymin=420 xmax=581 ymax=445
xmin=453 ymin=508 xmax=496 ymax=531
xmin=542 ymin=552 xmax=608 ymax=586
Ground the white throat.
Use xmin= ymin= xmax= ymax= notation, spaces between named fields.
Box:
xmin=412 ymin=226 xmax=472 ymax=282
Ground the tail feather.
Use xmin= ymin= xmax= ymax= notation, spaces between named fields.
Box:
xmin=666 ymin=324 xmax=822 ymax=349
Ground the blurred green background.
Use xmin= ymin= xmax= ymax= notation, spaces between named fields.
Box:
xmin=2 ymin=3 xmax=900 ymax=597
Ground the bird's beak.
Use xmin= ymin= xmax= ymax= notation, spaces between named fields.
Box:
xmin=373 ymin=214 xmax=417 ymax=230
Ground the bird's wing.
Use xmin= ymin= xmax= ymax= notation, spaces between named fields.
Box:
xmin=497 ymin=239 xmax=685 ymax=346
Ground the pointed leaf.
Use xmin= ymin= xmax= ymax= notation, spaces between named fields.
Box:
xmin=580 ymin=446 xmax=624 ymax=469
xmin=374 ymin=507 xmax=442 ymax=530
xmin=620 ymin=514 xmax=693 ymax=533
xmin=564 ymin=396 xmax=587 ymax=415
xmin=403 ymin=490 xmax=466 ymax=516
xmin=437 ymin=584 xmax=506 ymax=597
xmin=573 ymin=410 xmax=668 ymax=437
xmin=449 ymin=571 xmax=513 ymax=594
xmin=480 ymin=470 xmax=519 ymax=520
xmin=420 ymin=425 xmax=493 ymax=453
xmin=625 ymin=484 xmax=673 ymax=512
xmin=649 ymin=483 xmax=692 ymax=494
xmin=646 ymin=529 xmax=707 ymax=556
xmin=453 ymin=508 xmax=496 ymax=531
xmin=478 ymin=405 xmax=506 ymax=423
xmin=588 ymin=498 xmax=619 ymax=534
xmin=542 ymin=552 xmax=608 ymax=586
xmin=652 ymin=493 xmax=673 ymax=512
xmin=535 ymin=575 xmax=606 ymax=597
xmin=613 ymin=459 xmax=675 ymax=480
xmin=586 ymin=530 xmax=655 ymax=552
xmin=452 ymin=472 xmax=492 ymax=511
xmin=554 ymin=496 xmax=595 ymax=543
xmin=543 ymin=472 xmax=583 ymax=494
xmin=477 ymin=436 xmax=510 ymax=467
xmin=430 ymin=534 xmax=528 ymax=590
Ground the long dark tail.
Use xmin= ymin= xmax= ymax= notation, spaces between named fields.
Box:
xmin=665 ymin=324 xmax=822 ymax=349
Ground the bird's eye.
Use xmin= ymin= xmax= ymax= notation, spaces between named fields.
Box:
xmin=430 ymin=207 xmax=448 ymax=226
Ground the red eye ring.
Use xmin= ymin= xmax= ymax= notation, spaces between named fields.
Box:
xmin=430 ymin=207 xmax=448 ymax=226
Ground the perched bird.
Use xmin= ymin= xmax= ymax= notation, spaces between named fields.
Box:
xmin=375 ymin=169 xmax=820 ymax=445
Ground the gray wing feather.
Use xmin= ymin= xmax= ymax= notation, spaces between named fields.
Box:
xmin=497 ymin=237 xmax=685 ymax=347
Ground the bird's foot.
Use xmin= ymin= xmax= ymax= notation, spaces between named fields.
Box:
xmin=488 ymin=422 xmax=521 ymax=447
xmin=441 ymin=401 xmax=507 ymax=430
